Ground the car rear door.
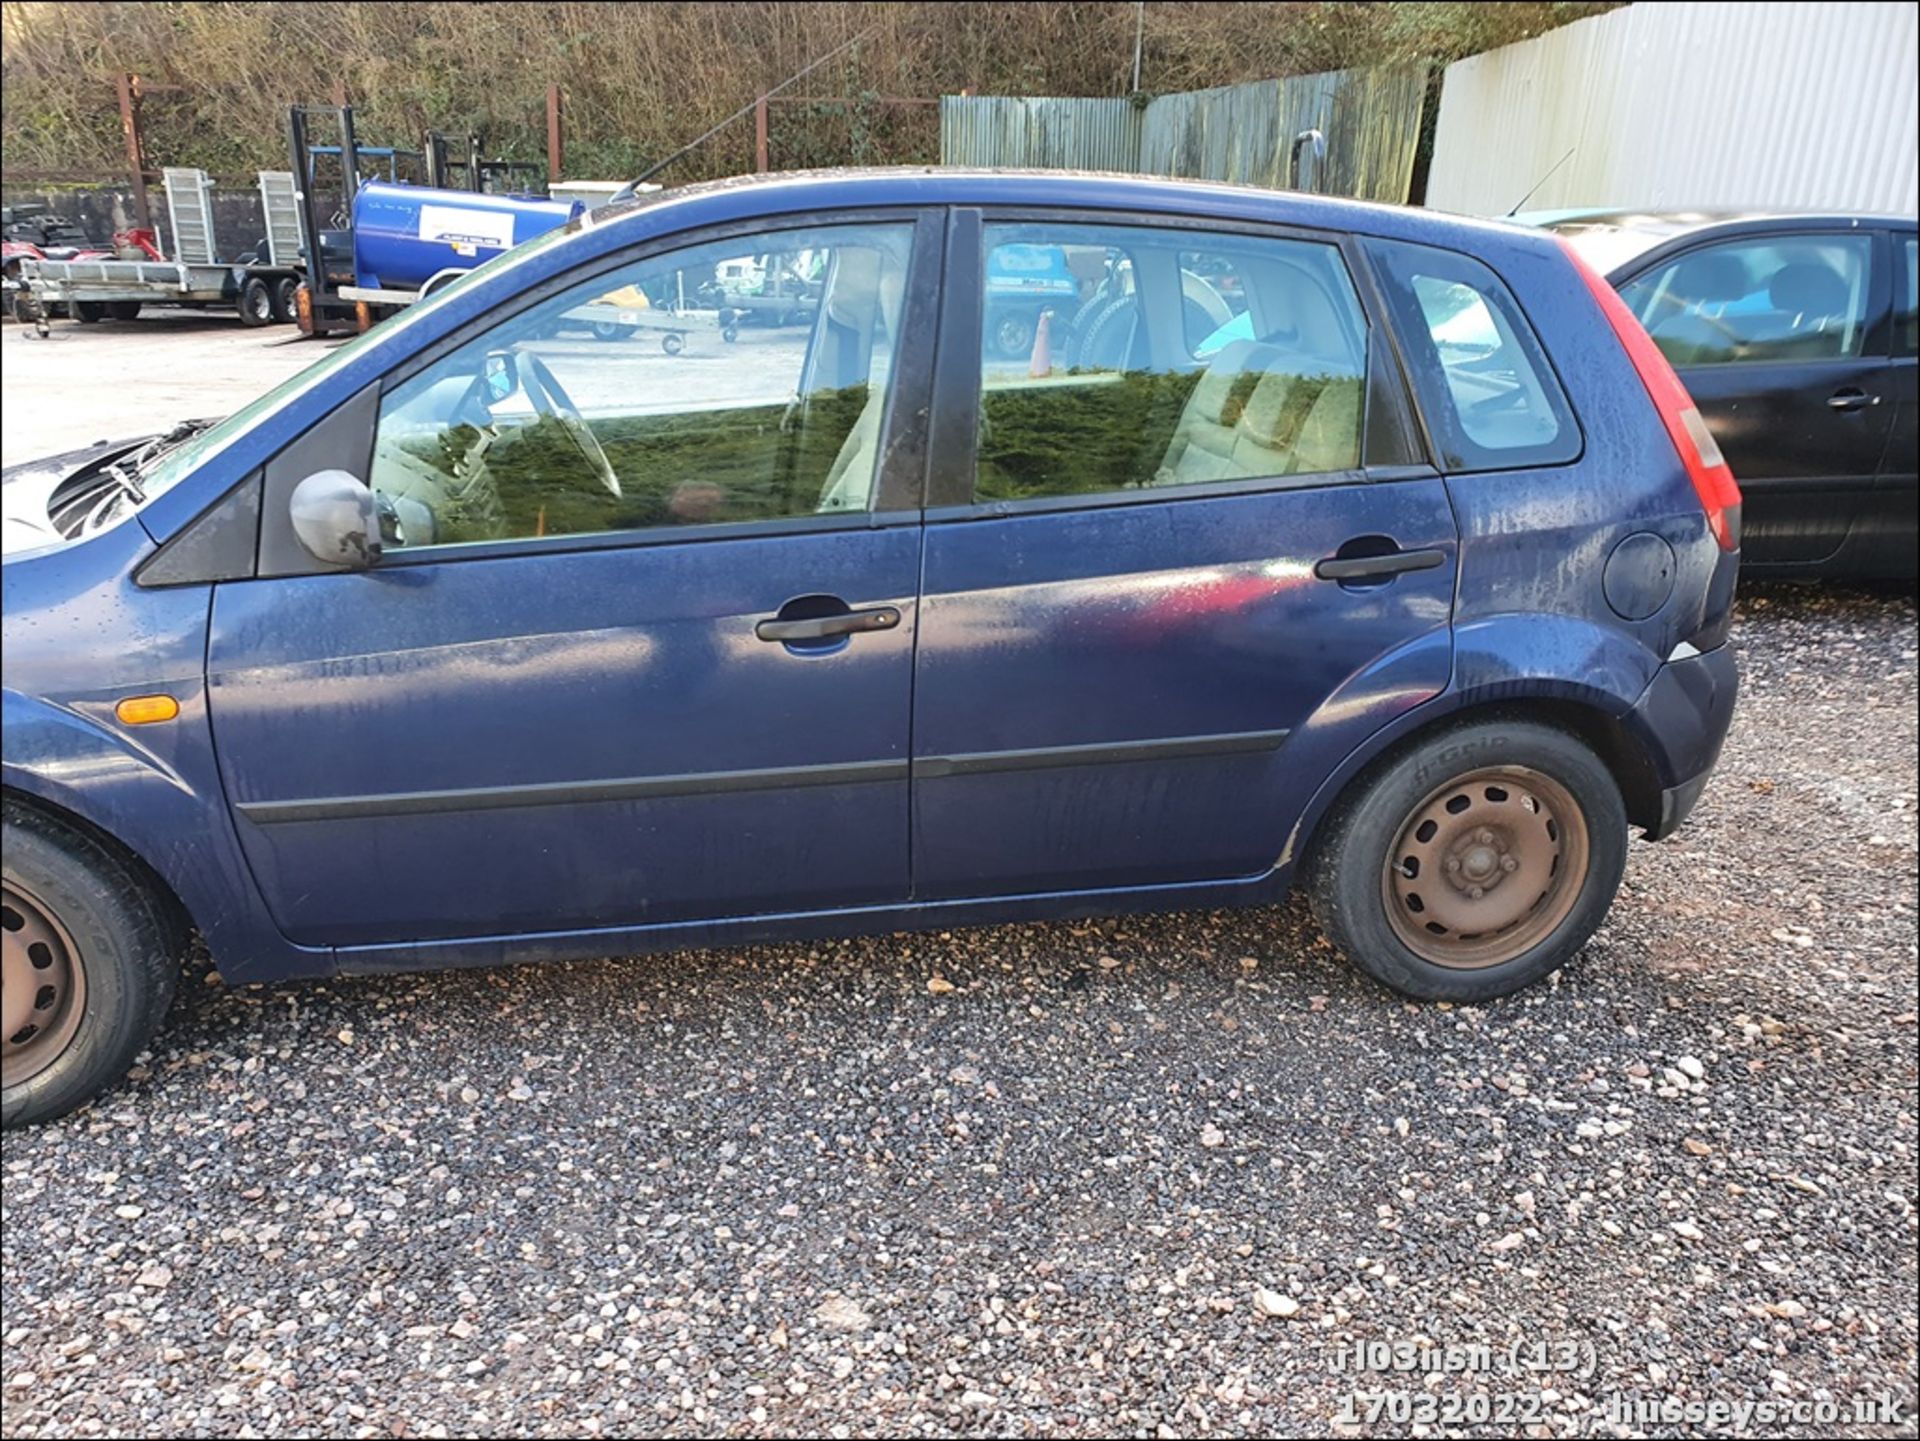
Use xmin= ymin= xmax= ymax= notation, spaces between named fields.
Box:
xmin=205 ymin=213 xmax=940 ymax=949
xmin=908 ymin=211 xmax=1457 ymax=900
xmin=1614 ymin=228 xmax=1894 ymax=568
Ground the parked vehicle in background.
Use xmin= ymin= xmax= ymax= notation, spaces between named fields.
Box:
xmin=3 ymin=205 xmax=114 ymax=323
xmin=2 ymin=170 xmax=1740 ymax=1126
xmin=19 ymin=169 xmax=308 ymax=329
xmin=1539 ymin=211 xmax=1918 ymax=580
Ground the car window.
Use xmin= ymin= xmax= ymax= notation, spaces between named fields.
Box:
xmin=1896 ymin=235 xmax=1918 ymax=360
xmin=368 ymin=222 xmax=912 ymax=550
xmin=1617 ymin=234 xmax=1874 ymax=366
xmin=1178 ymin=249 xmax=1251 ymax=355
xmin=1366 ymin=238 xmax=1579 ymax=473
xmin=975 ymin=222 xmax=1368 ymax=503
xmin=135 ymin=222 xmax=588 ymax=509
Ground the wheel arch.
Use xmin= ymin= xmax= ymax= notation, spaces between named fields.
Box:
xmin=2 ymin=785 xmax=193 ymax=954
xmin=1282 ymin=690 xmax=1665 ymax=880
xmin=2 ymin=687 xmax=325 ymax=985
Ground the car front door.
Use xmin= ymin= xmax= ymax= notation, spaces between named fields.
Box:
xmin=1615 ymin=229 xmax=1894 ymax=568
xmin=205 ymin=214 xmax=938 ymax=949
xmin=1873 ymin=231 xmax=1919 ymax=575
xmin=909 ymin=213 xmax=1459 ymax=899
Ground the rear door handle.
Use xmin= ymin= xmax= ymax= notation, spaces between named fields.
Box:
xmin=1314 ymin=548 xmax=1446 ymax=581
xmin=755 ymin=606 xmax=901 ymax=643
xmin=1827 ymin=388 xmax=1878 ymax=412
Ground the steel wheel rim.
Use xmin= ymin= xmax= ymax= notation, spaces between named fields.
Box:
xmin=2 ymin=882 xmax=88 ymax=1087
xmin=1381 ymin=764 xmax=1590 ymax=970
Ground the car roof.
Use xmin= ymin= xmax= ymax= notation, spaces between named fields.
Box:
xmin=1517 ymin=207 xmax=1917 ymax=276
xmin=586 ymin=166 xmax=1566 ymax=257
xmin=1520 ymin=207 xmax=1916 ymax=234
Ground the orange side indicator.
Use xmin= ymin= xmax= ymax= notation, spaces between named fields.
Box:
xmin=115 ymin=694 xmax=179 ymax=726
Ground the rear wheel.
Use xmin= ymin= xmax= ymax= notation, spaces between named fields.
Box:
xmin=270 ymin=276 xmax=299 ymax=324
xmin=2 ymin=804 xmax=180 ymax=1128
xmin=73 ymin=300 xmax=105 ymax=324
xmin=1308 ymin=719 xmax=1627 ymax=1002
xmin=238 ymin=275 xmax=274 ymax=327
xmin=105 ymin=300 xmax=142 ymax=321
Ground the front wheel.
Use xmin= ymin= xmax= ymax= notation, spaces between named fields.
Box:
xmin=1308 ymin=719 xmax=1627 ymax=1002
xmin=2 ymin=804 xmax=181 ymax=1128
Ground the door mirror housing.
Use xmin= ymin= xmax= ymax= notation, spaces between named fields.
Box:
xmin=289 ymin=469 xmax=381 ymax=568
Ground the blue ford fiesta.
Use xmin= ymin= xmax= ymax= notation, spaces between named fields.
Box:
xmin=1 ymin=171 xmax=1740 ymax=1125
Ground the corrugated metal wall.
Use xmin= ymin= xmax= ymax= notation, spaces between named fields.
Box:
xmin=1138 ymin=67 xmax=1427 ymax=201
xmin=1427 ymin=1 xmax=1919 ymax=216
xmin=940 ymin=67 xmax=1427 ymax=202
xmin=938 ymin=96 xmax=1142 ymax=173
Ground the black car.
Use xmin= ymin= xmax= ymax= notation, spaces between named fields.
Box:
xmin=1539 ymin=211 xmax=1917 ymax=580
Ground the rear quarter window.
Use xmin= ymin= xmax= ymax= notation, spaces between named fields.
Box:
xmin=1367 ymin=238 xmax=1581 ymax=473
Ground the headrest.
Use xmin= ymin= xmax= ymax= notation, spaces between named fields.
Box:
xmin=1670 ymin=251 xmax=1750 ymax=304
xmin=1768 ymin=261 xmax=1848 ymax=320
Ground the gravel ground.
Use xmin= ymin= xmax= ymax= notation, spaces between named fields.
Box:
xmin=2 ymin=582 xmax=1915 ymax=1440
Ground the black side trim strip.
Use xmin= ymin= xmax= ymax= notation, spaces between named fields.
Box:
xmin=238 ymin=758 xmax=910 ymax=825
xmin=916 ymin=727 xmax=1290 ymax=780
xmin=240 ymin=728 xmax=1293 ymax=824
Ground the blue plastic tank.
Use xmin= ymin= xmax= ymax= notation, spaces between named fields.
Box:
xmin=351 ymin=181 xmax=582 ymax=292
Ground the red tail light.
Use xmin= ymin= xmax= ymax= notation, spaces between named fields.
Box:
xmin=1558 ymin=237 xmax=1743 ymax=551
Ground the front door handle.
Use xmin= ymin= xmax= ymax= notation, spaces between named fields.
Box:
xmin=755 ymin=606 xmax=901 ymax=643
xmin=1828 ymin=388 xmax=1879 ymax=412
xmin=1314 ymin=548 xmax=1446 ymax=581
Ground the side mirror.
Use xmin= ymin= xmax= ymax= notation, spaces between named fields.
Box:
xmin=289 ymin=469 xmax=381 ymax=568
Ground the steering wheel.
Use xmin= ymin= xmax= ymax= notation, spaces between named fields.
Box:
xmin=516 ymin=352 xmax=622 ymax=498
xmin=1643 ymin=292 xmax=1744 ymax=348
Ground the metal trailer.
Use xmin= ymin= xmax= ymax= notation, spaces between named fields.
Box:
xmin=21 ymin=168 xmax=306 ymax=327
xmin=19 ymin=168 xmax=307 ymax=326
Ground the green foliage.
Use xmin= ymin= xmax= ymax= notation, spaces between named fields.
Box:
xmin=385 ymin=385 xmax=871 ymax=545
xmin=977 ymin=366 xmax=1362 ymax=501
xmin=1 ymin=2 xmax=1619 ymax=182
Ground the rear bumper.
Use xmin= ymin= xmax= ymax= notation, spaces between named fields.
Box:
xmin=1629 ymin=642 xmax=1739 ymax=841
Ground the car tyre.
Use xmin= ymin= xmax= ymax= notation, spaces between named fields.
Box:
xmin=988 ymin=306 xmax=1036 ymax=361
xmin=238 ymin=275 xmax=274 ymax=327
xmin=270 ymin=276 xmax=300 ymax=324
xmin=1308 ymin=718 xmax=1627 ymax=1002
xmin=105 ymin=300 xmax=142 ymax=321
xmin=73 ymin=300 xmax=105 ymax=324
xmin=2 ymin=803 xmax=181 ymax=1129
xmin=1076 ymin=297 xmax=1144 ymax=371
